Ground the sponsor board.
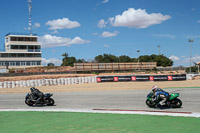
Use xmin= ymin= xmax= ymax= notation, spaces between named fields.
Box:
xmin=132 ymin=76 xmax=149 ymax=81
xmin=97 ymin=76 xmax=113 ymax=82
xmin=97 ymin=74 xmax=186 ymax=82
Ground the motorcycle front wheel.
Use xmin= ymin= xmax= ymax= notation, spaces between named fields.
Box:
xmin=46 ymin=98 xmax=55 ymax=106
xmin=146 ymin=99 xmax=155 ymax=108
xmin=25 ymin=99 xmax=34 ymax=106
xmin=171 ymin=98 xmax=182 ymax=108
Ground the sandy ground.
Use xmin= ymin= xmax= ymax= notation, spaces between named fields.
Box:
xmin=0 ymin=79 xmax=199 ymax=94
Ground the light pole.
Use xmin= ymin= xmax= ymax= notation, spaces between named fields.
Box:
xmin=137 ymin=50 xmax=140 ymax=63
xmin=189 ymin=39 xmax=194 ymax=73
xmin=157 ymin=45 xmax=160 ymax=55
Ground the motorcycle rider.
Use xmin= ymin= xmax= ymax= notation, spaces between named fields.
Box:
xmin=30 ymin=87 xmax=44 ymax=104
xmin=151 ymin=86 xmax=169 ymax=106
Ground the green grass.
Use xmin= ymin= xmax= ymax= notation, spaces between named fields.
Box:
xmin=0 ymin=111 xmax=200 ymax=133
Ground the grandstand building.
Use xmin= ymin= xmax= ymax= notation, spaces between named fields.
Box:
xmin=0 ymin=33 xmax=42 ymax=68
xmin=0 ymin=0 xmax=42 ymax=69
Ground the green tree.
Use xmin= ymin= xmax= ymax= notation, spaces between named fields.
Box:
xmin=95 ymin=55 xmax=104 ymax=63
xmin=61 ymin=53 xmax=77 ymax=66
xmin=139 ymin=54 xmax=173 ymax=67
xmin=95 ymin=54 xmax=118 ymax=63
xmin=47 ymin=63 xmax=55 ymax=66
xmin=119 ymin=55 xmax=131 ymax=62
xmin=77 ymin=59 xmax=86 ymax=63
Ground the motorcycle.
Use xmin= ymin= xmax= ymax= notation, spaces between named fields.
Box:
xmin=25 ymin=92 xmax=55 ymax=106
xmin=146 ymin=92 xmax=182 ymax=108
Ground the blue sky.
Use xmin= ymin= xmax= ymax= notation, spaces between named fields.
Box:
xmin=0 ymin=0 xmax=200 ymax=66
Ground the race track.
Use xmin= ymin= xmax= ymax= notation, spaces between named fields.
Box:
xmin=0 ymin=88 xmax=200 ymax=114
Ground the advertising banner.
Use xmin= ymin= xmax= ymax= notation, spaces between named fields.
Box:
xmin=97 ymin=74 xmax=186 ymax=82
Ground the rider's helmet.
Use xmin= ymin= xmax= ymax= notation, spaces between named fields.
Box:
xmin=152 ymin=86 xmax=158 ymax=92
xmin=30 ymin=87 xmax=35 ymax=92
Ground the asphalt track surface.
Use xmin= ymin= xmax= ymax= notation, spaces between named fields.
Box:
xmin=0 ymin=87 xmax=200 ymax=114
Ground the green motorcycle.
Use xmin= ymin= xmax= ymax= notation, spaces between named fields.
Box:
xmin=146 ymin=92 xmax=182 ymax=108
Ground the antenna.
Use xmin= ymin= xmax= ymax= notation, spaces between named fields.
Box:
xmin=28 ymin=0 xmax=32 ymax=35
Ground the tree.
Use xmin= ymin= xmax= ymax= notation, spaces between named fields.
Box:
xmin=95 ymin=55 xmax=104 ymax=63
xmin=139 ymin=54 xmax=173 ymax=67
xmin=95 ymin=54 xmax=118 ymax=63
xmin=47 ymin=63 xmax=55 ymax=66
xmin=61 ymin=53 xmax=77 ymax=66
xmin=77 ymin=59 xmax=86 ymax=63
xmin=119 ymin=55 xmax=131 ymax=62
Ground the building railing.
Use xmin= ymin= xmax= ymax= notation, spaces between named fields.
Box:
xmin=28 ymin=49 xmax=41 ymax=52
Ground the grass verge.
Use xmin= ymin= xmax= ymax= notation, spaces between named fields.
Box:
xmin=0 ymin=111 xmax=200 ymax=133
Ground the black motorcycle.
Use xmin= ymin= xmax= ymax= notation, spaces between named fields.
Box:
xmin=25 ymin=92 xmax=55 ymax=106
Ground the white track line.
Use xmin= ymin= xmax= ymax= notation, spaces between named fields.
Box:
xmin=0 ymin=108 xmax=200 ymax=118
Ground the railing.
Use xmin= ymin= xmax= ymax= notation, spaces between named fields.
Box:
xmin=28 ymin=49 xmax=41 ymax=52
xmin=74 ymin=62 xmax=157 ymax=72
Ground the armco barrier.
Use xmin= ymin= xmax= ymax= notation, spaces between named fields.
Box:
xmin=96 ymin=74 xmax=187 ymax=82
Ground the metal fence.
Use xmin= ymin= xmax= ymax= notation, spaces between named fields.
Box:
xmin=74 ymin=62 xmax=157 ymax=72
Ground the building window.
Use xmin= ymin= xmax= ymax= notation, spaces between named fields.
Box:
xmin=11 ymin=37 xmax=17 ymax=41
xmin=10 ymin=53 xmax=17 ymax=57
xmin=11 ymin=45 xmax=19 ymax=49
xmin=37 ymin=61 xmax=41 ymax=65
xmin=18 ymin=53 xmax=25 ymax=57
xmin=30 ymin=62 xmax=37 ymax=66
xmin=19 ymin=45 xmax=27 ymax=49
xmin=9 ymin=62 xmax=16 ymax=66
xmin=20 ymin=62 xmax=26 ymax=66
xmin=25 ymin=37 xmax=31 ymax=41
xmin=31 ymin=37 xmax=37 ymax=42
xmin=0 ymin=62 xmax=6 ymax=66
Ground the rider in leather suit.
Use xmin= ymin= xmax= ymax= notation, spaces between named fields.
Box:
xmin=30 ymin=87 xmax=44 ymax=104
xmin=151 ymin=86 xmax=169 ymax=106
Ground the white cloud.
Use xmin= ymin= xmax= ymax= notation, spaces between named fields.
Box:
xmin=92 ymin=32 xmax=99 ymax=35
xmin=104 ymin=44 xmax=110 ymax=47
xmin=185 ymin=35 xmax=200 ymax=39
xmin=46 ymin=18 xmax=80 ymax=30
xmin=169 ymin=55 xmax=180 ymax=61
xmin=103 ymin=0 xmax=109 ymax=4
xmin=108 ymin=8 xmax=171 ymax=28
xmin=101 ymin=31 xmax=119 ymax=38
xmin=97 ymin=19 xmax=107 ymax=28
xmin=42 ymin=58 xmax=62 ymax=66
xmin=172 ymin=55 xmax=200 ymax=66
xmin=39 ymin=34 xmax=90 ymax=48
xmin=51 ymin=30 xmax=58 ymax=34
xmin=152 ymin=34 xmax=175 ymax=39
xmin=33 ymin=23 xmax=40 ymax=28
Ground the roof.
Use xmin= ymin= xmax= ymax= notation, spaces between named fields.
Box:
xmin=6 ymin=32 xmax=37 ymax=36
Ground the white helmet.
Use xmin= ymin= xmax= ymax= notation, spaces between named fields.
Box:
xmin=152 ymin=86 xmax=158 ymax=91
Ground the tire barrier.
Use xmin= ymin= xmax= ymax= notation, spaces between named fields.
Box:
xmin=0 ymin=76 xmax=97 ymax=88
xmin=96 ymin=74 xmax=187 ymax=82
